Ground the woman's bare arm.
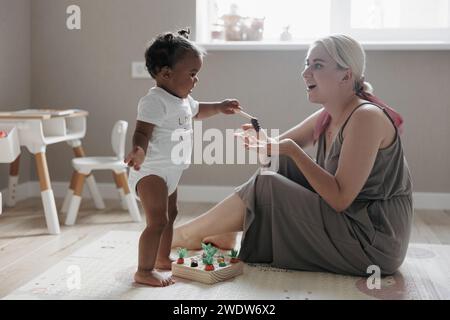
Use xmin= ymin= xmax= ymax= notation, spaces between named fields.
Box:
xmin=284 ymin=106 xmax=386 ymax=212
xmin=276 ymin=108 xmax=323 ymax=148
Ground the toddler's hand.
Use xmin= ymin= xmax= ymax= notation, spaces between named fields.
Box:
xmin=124 ymin=146 xmax=146 ymax=171
xmin=218 ymin=99 xmax=241 ymax=115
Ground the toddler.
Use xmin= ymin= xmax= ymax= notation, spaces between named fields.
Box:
xmin=125 ymin=29 xmax=241 ymax=287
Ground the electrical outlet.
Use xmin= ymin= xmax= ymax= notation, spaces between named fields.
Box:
xmin=131 ymin=62 xmax=151 ymax=79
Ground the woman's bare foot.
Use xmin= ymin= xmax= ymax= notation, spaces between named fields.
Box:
xmin=134 ymin=270 xmax=175 ymax=287
xmin=155 ymin=257 xmax=175 ymax=270
xmin=172 ymin=227 xmax=203 ymax=250
xmin=202 ymin=232 xmax=237 ymax=250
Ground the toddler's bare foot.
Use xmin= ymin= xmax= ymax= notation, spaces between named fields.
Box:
xmin=155 ymin=257 xmax=175 ymax=270
xmin=202 ymin=232 xmax=237 ymax=250
xmin=134 ymin=270 xmax=175 ymax=287
xmin=172 ymin=227 xmax=203 ymax=250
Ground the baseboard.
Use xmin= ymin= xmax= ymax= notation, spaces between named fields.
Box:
xmin=411 ymin=192 xmax=450 ymax=210
xmin=0 ymin=181 xmax=236 ymax=205
xmin=0 ymin=181 xmax=37 ymax=204
xmin=1 ymin=181 xmax=449 ymax=210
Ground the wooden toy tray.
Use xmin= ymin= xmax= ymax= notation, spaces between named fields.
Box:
xmin=172 ymin=254 xmax=244 ymax=284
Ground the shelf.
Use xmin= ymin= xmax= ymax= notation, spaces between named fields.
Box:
xmin=199 ymin=41 xmax=450 ymax=51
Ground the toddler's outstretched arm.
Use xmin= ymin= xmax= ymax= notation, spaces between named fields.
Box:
xmin=124 ymin=120 xmax=155 ymax=170
xmin=194 ymin=99 xmax=241 ymax=120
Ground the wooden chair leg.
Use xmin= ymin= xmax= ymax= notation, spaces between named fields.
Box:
xmin=85 ymin=175 xmax=105 ymax=209
xmin=35 ymin=152 xmax=60 ymax=234
xmin=65 ymin=172 xmax=86 ymax=226
xmin=72 ymin=144 xmax=105 ymax=209
xmin=72 ymin=145 xmax=85 ymax=158
xmin=61 ymin=171 xmax=77 ymax=213
xmin=116 ymin=171 xmax=141 ymax=222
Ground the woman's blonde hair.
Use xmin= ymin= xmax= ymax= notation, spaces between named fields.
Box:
xmin=313 ymin=34 xmax=373 ymax=94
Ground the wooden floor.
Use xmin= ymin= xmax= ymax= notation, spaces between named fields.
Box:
xmin=0 ymin=198 xmax=449 ymax=299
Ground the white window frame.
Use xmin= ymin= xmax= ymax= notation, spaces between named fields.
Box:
xmin=196 ymin=0 xmax=450 ymax=50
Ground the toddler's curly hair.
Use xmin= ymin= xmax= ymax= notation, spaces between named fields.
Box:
xmin=144 ymin=28 xmax=205 ymax=78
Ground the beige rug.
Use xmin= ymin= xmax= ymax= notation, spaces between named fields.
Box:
xmin=3 ymin=231 xmax=450 ymax=300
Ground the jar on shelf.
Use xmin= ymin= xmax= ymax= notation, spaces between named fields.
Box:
xmin=210 ymin=22 xmax=225 ymax=41
xmin=245 ymin=17 xmax=265 ymax=41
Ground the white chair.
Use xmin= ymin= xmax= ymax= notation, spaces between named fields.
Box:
xmin=64 ymin=120 xmax=141 ymax=225
xmin=0 ymin=125 xmax=21 ymax=216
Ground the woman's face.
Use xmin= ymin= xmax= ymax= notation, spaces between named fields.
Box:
xmin=302 ymin=44 xmax=349 ymax=104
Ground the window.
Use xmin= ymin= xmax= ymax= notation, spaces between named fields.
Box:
xmin=196 ymin=0 xmax=450 ymax=46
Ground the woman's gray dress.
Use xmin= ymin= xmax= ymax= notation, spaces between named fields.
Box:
xmin=235 ymin=104 xmax=413 ymax=276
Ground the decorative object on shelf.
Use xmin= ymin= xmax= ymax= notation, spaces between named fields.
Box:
xmin=280 ymin=25 xmax=293 ymax=41
xmin=243 ymin=17 xmax=265 ymax=41
xmin=222 ymin=4 xmax=242 ymax=41
xmin=220 ymin=4 xmax=264 ymax=41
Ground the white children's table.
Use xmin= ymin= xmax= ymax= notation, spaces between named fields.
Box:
xmin=0 ymin=109 xmax=103 ymax=234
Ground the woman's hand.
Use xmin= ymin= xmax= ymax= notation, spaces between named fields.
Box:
xmin=237 ymin=124 xmax=296 ymax=157
xmin=246 ymin=138 xmax=295 ymax=157
xmin=217 ymin=99 xmax=241 ymax=115
xmin=124 ymin=146 xmax=146 ymax=170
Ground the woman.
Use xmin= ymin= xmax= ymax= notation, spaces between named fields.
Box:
xmin=172 ymin=34 xmax=413 ymax=276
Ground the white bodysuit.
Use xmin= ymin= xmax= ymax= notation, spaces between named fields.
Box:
xmin=128 ymin=87 xmax=199 ymax=198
